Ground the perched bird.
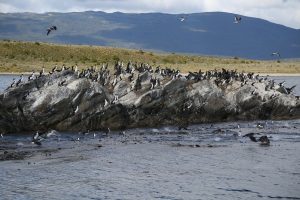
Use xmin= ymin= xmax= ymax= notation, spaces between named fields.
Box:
xmin=74 ymin=106 xmax=79 ymax=114
xmin=104 ymin=127 xmax=110 ymax=135
xmin=111 ymin=95 xmax=119 ymax=104
xmin=10 ymin=78 xmax=16 ymax=88
xmin=104 ymin=99 xmax=109 ymax=107
xmin=15 ymin=74 xmax=23 ymax=87
xmin=39 ymin=67 xmax=45 ymax=77
xmin=58 ymin=80 xmax=66 ymax=86
xmin=47 ymin=25 xmax=57 ymax=36
xmin=28 ymin=72 xmax=35 ymax=81
xmin=234 ymin=15 xmax=242 ymax=23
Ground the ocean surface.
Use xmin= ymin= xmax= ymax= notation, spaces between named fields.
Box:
xmin=0 ymin=75 xmax=300 ymax=200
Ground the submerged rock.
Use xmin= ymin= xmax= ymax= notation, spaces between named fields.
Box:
xmin=0 ymin=69 xmax=299 ymax=133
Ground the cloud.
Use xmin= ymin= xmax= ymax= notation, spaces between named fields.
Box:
xmin=0 ymin=0 xmax=299 ymax=29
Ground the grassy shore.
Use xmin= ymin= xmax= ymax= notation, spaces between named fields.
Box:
xmin=1 ymin=40 xmax=299 ymax=74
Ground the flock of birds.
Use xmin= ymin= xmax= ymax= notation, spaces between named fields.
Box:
xmin=5 ymin=59 xmax=298 ymax=147
xmin=7 ymin=61 xmax=297 ymax=98
xmin=2 ymin=14 xmax=293 ymax=147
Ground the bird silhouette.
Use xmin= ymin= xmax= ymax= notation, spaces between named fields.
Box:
xmin=47 ymin=25 xmax=57 ymax=36
xmin=243 ymin=133 xmax=270 ymax=145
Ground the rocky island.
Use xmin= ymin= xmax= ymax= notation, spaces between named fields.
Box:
xmin=0 ymin=63 xmax=299 ymax=134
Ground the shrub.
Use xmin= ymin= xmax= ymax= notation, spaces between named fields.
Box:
xmin=112 ymin=55 xmax=120 ymax=62
xmin=8 ymin=54 xmax=15 ymax=59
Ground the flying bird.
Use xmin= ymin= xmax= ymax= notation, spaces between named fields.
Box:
xmin=271 ymin=52 xmax=281 ymax=57
xmin=243 ymin=133 xmax=270 ymax=146
xmin=179 ymin=16 xmax=186 ymax=22
xmin=47 ymin=25 xmax=57 ymax=36
xmin=234 ymin=15 xmax=242 ymax=24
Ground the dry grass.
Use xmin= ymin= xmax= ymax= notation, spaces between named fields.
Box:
xmin=0 ymin=40 xmax=299 ymax=74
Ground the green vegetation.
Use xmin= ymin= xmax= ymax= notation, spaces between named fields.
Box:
xmin=0 ymin=40 xmax=299 ymax=74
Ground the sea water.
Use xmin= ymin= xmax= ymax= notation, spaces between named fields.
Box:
xmin=0 ymin=75 xmax=299 ymax=199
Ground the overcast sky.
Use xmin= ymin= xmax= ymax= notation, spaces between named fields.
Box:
xmin=0 ymin=0 xmax=299 ymax=29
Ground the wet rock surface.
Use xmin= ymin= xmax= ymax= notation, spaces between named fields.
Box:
xmin=0 ymin=68 xmax=299 ymax=133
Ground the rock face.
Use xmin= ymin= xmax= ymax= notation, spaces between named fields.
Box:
xmin=0 ymin=70 xmax=299 ymax=133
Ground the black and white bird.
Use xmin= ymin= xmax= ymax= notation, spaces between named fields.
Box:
xmin=286 ymin=85 xmax=296 ymax=94
xmin=104 ymin=99 xmax=109 ymax=107
xmin=10 ymin=78 xmax=16 ymax=88
xmin=15 ymin=74 xmax=23 ymax=87
xmin=39 ymin=67 xmax=45 ymax=77
xmin=112 ymin=95 xmax=119 ymax=104
xmin=58 ymin=79 xmax=66 ymax=86
xmin=234 ymin=15 xmax=242 ymax=23
xmin=32 ymin=131 xmax=43 ymax=145
xmin=28 ymin=72 xmax=35 ymax=81
xmin=74 ymin=105 xmax=79 ymax=114
xmin=47 ymin=25 xmax=57 ymax=36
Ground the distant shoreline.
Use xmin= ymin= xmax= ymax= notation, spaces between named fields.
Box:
xmin=259 ymin=73 xmax=300 ymax=77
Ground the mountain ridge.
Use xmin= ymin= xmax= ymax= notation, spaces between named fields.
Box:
xmin=0 ymin=11 xmax=299 ymax=60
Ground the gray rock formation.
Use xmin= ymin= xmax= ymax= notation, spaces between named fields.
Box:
xmin=0 ymin=70 xmax=299 ymax=133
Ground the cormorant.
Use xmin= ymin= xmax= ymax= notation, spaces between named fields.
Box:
xmin=243 ymin=133 xmax=270 ymax=146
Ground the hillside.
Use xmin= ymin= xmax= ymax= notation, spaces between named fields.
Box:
xmin=0 ymin=11 xmax=299 ymax=60
xmin=0 ymin=40 xmax=299 ymax=74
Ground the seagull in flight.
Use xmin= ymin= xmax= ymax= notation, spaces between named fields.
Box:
xmin=179 ymin=16 xmax=186 ymax=22
xmin=234 ymin=15 xmax=242 ymax=24
xmin=47 ymin=25 xmax=57 ymax=36
xmin=271 ymin=52 xmax=281 ymax=57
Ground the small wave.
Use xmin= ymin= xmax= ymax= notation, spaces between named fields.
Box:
xmin=267 ymin=196 xmax=300 ymax=199
xmin=217 ymin=187 xmax=260 ymax=195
